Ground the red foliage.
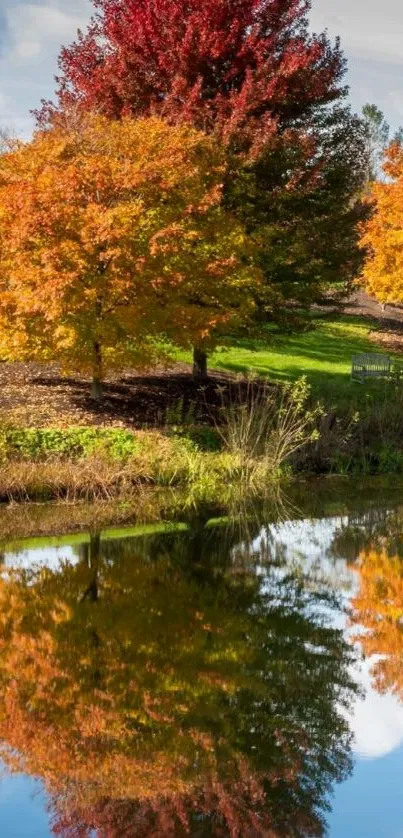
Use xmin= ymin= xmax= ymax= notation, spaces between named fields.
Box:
xmin=39 ymin=0 xmax=346 ymax=157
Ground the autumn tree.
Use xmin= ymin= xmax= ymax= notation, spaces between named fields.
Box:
xmin=0 ymin=115 xmax=259 ymax=397
xmin=38 ymin=0 xmax=367 ymax=378
xmin=361 ymin=142 xmax=403 ymax=307
xmin=39 ymin=0 xmax=345 ymax=143
xmin=0 ymin=523 xmax=357 ymax=837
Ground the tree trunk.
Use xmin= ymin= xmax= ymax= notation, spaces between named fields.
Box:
xmin=80 ymin=534 xmax=100 ymax=603
xmin=91 ymin=341 xmax=103 ymax=400
xmin=193 ymin=347 xmax=208 ymax=380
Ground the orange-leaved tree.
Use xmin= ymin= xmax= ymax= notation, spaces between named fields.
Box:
xmin=361 ymin=142 xmax=403 ymax=306
xmin=0 ymin=114 xmax=260 ymax=397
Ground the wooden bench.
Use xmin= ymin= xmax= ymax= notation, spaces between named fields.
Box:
xmin=352 ymin=353 xmax=394 ymax=382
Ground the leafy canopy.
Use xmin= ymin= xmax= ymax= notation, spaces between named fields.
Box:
xmin=361 ymin=143 xmax=403 ymax=305
xmin=38 ymin=0 xmax=366 ymax=330
xmin=0 ymin=114 xmax=260 ymax=385
xmin=39 ymin=0 xmax=345 ymax=157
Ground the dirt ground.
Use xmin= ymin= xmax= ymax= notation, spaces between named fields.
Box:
xmin=0 ymin=291 xmax=401 ymax=429
xmin=0 ymin=361 xmax=240 ymax=428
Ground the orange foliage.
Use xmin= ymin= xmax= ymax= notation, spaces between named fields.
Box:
xmin=361 ymin=142 xmax=403 ymax=304
xmin=351 ymin=548 xmax=403 ymax=698
xmin=0 ymin=114 xmax=260 ymax=390
xmin=0 ymin=548 xmax=269 ymax=816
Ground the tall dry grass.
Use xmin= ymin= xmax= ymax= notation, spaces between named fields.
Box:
xmin=215 ymin=375 xmax=320 ymax=480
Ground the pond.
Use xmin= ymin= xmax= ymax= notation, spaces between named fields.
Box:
xmin=0 ymin=479 xmax=403 ymax=836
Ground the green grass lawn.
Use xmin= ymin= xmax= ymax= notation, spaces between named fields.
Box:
xmin=178 ymin=316 xmax=401 ymax=407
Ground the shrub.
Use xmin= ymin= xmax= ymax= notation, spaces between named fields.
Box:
xmin=0 ymin=427 xmax=141 ymax=462
xmin=215 ymin=376 xmax=321 ymax=475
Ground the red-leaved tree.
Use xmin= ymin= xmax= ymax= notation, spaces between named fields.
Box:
xmin=40 ymin=0 xmax=345 ymax=155
xmin=38 ymin=0 xmax=365 ymax=378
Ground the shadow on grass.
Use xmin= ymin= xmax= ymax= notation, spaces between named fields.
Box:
xmin=213 ymin=357 xmax=402 ymax=404
xmin=211 ymin=317 xmax=398 ymax=407
xmin=29 ymin=315 xmax=397 ymax=423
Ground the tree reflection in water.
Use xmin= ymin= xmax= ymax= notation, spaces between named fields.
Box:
xmin=0 ymin=520 xmax=358 ymax=837
xmin=351 ymin=547 xmax=403 ymax=702
xmin=323 ymin=500 xmax=403 ymax=704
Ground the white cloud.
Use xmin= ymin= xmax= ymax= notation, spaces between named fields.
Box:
xmin=310 ymin=0 xmax=403 ymax=129
xmin=310 ymin=0 xmax=403 ymax=65
xmin=348 ymin=660 xmax=403 ymax=759
xmin=262 ymin=514 xmax=403 ymax=762
xmin=4 ymin=544 xmax=79 ymax=569
xmin=0 ymin=0 xmax=91 ymax=135
xmin=6 ymin=2 xmax=90 ymax=64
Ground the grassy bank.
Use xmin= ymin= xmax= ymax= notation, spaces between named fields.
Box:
xmin=0 ymin=427 xmax=223 ymax=502
xmin=1 ymin=403 xmax=403 ymax=507
xmin=1 ymin=315 xmax=403 ymax=501
xmin=0 ymin=425 xmax=291 ymax=503
xmin=0 ymin=376 xmax=318 ymax=503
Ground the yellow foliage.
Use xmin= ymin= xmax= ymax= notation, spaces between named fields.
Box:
xmin=351 ymin=548 xmax=403 ymax=698
xmin=361 ymin=142 xmax=403 ymax=304
xmin=0 ymin=114 xmax=261 ymax=385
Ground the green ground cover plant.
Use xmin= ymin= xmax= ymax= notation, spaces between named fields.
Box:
xmin=0 ymin=427 xmax=142 ymax=461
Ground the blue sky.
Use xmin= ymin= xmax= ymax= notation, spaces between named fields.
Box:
xmin=311 ymin=0 xmax=403 ymax=132
xmin=0 ymin=0 xmax=402 ymax=137
xmin=0 ymin=0 xmax=91 ymax=135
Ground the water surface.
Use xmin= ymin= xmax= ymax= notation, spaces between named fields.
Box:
xmin=0 ymin=480 xmax=403 ymax=836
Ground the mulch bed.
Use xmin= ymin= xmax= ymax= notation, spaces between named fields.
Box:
xmin=0 ymin=361 xmax=260 ymax=429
